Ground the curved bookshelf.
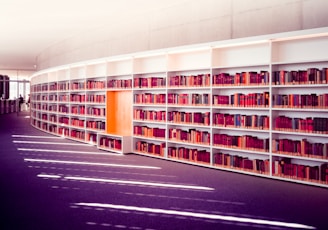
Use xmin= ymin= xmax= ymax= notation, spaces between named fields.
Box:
xmin=30 ymin=29 xmax=328 ymax=188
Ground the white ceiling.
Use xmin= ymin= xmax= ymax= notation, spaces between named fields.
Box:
xmin=0 ymin=0 xmax=185 ymax=70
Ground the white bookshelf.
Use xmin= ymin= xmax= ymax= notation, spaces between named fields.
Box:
xmin=30 ymin=28 xmax=328 ymax=187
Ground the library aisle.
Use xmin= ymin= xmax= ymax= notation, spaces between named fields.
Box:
xmin=0 ymin=112 xmax=328 ymax=230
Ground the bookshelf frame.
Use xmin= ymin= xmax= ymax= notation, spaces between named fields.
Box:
xmin=30 ymin=28 xmax=328 ymax=188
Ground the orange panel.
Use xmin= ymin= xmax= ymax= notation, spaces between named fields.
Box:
xmin=106 ymin=90 xmax=132 ymax=136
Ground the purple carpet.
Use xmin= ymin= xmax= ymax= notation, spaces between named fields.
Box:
xmin=0 ymin=111 xmax=327 ymax=230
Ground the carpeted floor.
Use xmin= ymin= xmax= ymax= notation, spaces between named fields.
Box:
xmin=0 ymin=111 xmax=327 ymax=230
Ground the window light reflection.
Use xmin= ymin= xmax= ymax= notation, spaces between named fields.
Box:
xmin=25 ymin=158 xmax=160 ymax=169
xmin=64 ymin=176 xmax=214 ymax=191
xmin=74 ymin=203 xmax=316 ymax=229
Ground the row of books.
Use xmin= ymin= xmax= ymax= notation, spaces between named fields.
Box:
xmin=86 ymin=133 xmax=97 ymax=144
xmin=167 ymin=111 xmax=210 ymax=126
xmin=213 ymin=134 xmax=269 ymax=152
xmin=58 ymin=105 xmax=69 ymax=113
xmin=41 ymin=85 xmax=48 ymax=91
xmin=36 ymin=93 xmax=328 ymax=109
xmin=134 ymin=93 xmax=166 ymax=104
xmin=70 ymin=129 xmax=85 ymax=140
xmin=71 ymin=82 xmax=86 ymax=90
xmin=272 ymin=138 xmax=328 ymax=159
xmin=86 ymin=80 xmax=106 ymax=89
xmin=213 ymin=92 xmax=270 ymax=107
xmin=49 ymin=115 xmax=57 ymax=123
xmin=70 ymin=94 xmax=86 ymax=103
xmin=213 ymin=152 xmax=270 ymax=174
xmin=168 ymin=128 xmax=210 ymax=145
xmin=32 ymin=95 xmax=41 ymax=100
xmin=167 ymin=93 xmax=210 ymax=105
xmin=134 ymin=77 xmax=166 ymax=88
xmin=69 ymin=94 xmax=106 ymax=103
xmin=50 ymin=126 xmax=97 ymax=143
xmin=272 ymin=68 xmax=328 ymax=85
xmin=85 ymin=94 xmax=106 ymax=103
xmin=273 ymin=158 xmax=328 ymax=183
xmin=213 ymin=71 xmax=270 ymax=86
xmin=49 ymin=125 xmax=57 ymax=134
xmin=274 ymin=116 xmax=328 ymax=133
xmin=167 ymin=146 xmax=210 ymax=164
xmin=58 ymin=127 xmax=69 ymax=136
xmin=107 ymin=79 xmax=132 ymax=89
xmin=272 ymin=93 xmax=328 ymax=108
xmin=49 ymin=83 xmax=57 ymax=91
xmin=58 ymin=82 xmax=70 ymax=91
xmin=133 ymin=126 xmax=166 ymax=139
xmin=32 ymin=67 xmax=328 ymax=93
xmin=71 ymin=118 xmax=85 ymax=127
xmin=42 ymin=114 xmax=47 ymax=121
xmin=168 ymin=74 xmax=211 ymax=87
xmin=58 ymin=95 xmax=69 ymax=102
xmin=37 ymin=106 xmax=106 ymax=117
xmin=86 ymin=120 xmax=105 ymax=130
xmin=41 ymin=123 xmax=48 ymax=130
xmin=38 ymin=79 xmax=132 ymax=92
xmin=99 ymin=137 xmax=122 ymax=150
xmin=86 ymin=107 xmax=106 ymax=117
xmin=49 ymin=95 xmax=57 ymax=101
xmin=71 ymin=106 xmax=85 ymax=115
xmin=37 ymin=79 xmax=132 ymax=92
xmin=46 ymin=81 xmax=122 ymax=91
xmin=135 ymin=141 xmax=165 ymax=156
xmin=213 ymin=113 xmax=270 ymax=130
xmin=133 ymin=109 xmax=166 ymax=122
xmin=58 ymin=117 xmax=69 ymax=124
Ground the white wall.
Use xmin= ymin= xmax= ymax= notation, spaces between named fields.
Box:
xmin=36 ymin=0 xmax=328 ymax=70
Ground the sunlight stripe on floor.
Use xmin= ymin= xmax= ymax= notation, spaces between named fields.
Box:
xmin=65 ymin=176 xmax=214 ymax=191
xmin=12 ymin=134 xmax=63 ymax=139
xmin=37 ymin=174 xmax=61 ymax=179
xmin=25 ymin=158 xmax=160 ymax=169
xmin=13 ymin=140 xmax=92 ymax=146
xmin=18 ymin=148 xmax=121 ymax=156
xmin=74 ymin=203 xmax=315 ymax=229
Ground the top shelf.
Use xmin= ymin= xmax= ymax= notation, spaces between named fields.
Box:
xmin=271 ymin=36 xmax=328 ymax=63
xmin=212 ymin=42 xmax=271 ymax=68
xmin=31 ymin=29 xmax=328 ymax=84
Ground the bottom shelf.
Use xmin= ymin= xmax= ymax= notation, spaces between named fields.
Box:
xmin=30 ymin=120 xmax=328 ymax=188
xmin=97 ymin=132 xmax=132 ymax=154
xmin=272 ymin=157 xmax=328 ymax=187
